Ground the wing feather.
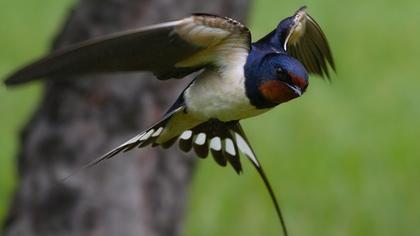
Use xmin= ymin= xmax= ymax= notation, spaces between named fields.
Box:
xmin=5 ymin=14 xmax=250 ymax=86
xmin=284 ymin=7 xmax=335 ymax=79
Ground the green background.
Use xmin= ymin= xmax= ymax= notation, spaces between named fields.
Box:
xmin=1 ymin=0 xmax=419 ymax=235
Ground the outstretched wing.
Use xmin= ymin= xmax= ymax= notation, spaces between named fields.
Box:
xmin=5 ymin=14 xmax=250 ymax=85
xmin=284 ymin=6 xmax=335 ymax=79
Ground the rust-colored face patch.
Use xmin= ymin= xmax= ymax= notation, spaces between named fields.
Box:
xmin=259 ymin=80 xmax=299 ymax=104
xmin=289 ymin=73 xmax=307 ymax=91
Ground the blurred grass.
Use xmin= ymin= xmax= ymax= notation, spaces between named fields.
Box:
xmin=1 ymin=0 xmax=420 ymax=235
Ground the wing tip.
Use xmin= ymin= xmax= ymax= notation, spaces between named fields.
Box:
xmin=4 ymin=69 xmax=39 ymax=87
xmin=323 ymin=56 xmax=337 ymax=81
xmin=4 ymin=74 xmax=21 ymax=87
xmin=322 ymin=63 xmax=336 ymax=81
xmin=296 ymin=5 xmax=308 ymax=14
xmin=3 ymin=79 xmax=12 ymax=87
xmin=4 ymin=79 xmax=26 ymax=87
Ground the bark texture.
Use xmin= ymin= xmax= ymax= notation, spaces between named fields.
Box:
xmin=3 ymin=0 xmax=250 ymax=235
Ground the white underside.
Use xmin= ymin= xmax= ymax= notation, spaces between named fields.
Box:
xmin=184 ymin=49 xmax=269 ymax=122
xmin=158 ymin=24 xmax=270 ymax=143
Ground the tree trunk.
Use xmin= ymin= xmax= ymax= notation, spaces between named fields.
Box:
xmin=2 ymin=1 xmax=249 ymax=236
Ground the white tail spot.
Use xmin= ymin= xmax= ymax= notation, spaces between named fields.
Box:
xmin=235 ymin=133 xmax=259 ymax=167
xmin=121 ymin=132 xmax=146 ymax=146
xmin=180 ymin=130 xmax=193 ymax=140
xmin=140 ymin=129 xmax=154 ymax=141
xmin=210 ymin=137 xmax=222 ymax=151
xmin=152 ymin=127 xmax=163 ymax=137
xmin=195 ymin=133 xmax=206 ymax=145
xmin=225 ymin=138 xmax=236 ymax=156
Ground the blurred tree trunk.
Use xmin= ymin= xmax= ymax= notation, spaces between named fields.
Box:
xmin=2 ymin=0 xmax=249 ymax=236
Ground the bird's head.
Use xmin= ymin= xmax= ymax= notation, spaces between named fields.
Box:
xmin=258 ymin=54 xmax=308 ymax=105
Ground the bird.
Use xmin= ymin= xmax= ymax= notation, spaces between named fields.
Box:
xmin=4 ymin=6 xmax=335 ymax=236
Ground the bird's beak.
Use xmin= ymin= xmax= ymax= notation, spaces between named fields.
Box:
xmin=285 ymin=83 xmax=302 ymax=96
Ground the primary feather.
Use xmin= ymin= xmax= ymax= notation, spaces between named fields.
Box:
xmin=5 ymin=14 xmax=250 ymax=85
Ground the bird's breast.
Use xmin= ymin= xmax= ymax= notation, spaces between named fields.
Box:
xmin=184 ymin=67 xmax=269 ymax=122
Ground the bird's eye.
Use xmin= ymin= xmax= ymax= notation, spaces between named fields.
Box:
xmin=276 ymin=67 xmax=292 ymax=83
xmin=276 ymin=68 xmax=284 ymax=75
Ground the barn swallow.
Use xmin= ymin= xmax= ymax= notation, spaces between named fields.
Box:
xmin=4 ymin=6 xmax=334 ymax=236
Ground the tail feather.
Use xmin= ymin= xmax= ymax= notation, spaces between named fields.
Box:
xmin=160 ymin=136 xmax=178 ymax=149
xmin=192 ymin=133 xmax=209 ymax=158
xmin=181 ymin=120 xmax=243 ymax=173
xmin=179 ymin=130 xmax=193 ymax=152
xmin=62 ymin=107 xmax=183 ymax=181
xmin=63 ymin=115 xmax=288 ymax=236
xmin=209 ymin=136 xmax=227 ymax=166
xmin=179 ymin=120 xmax=289 ymax=236
xmin=230 ymin=123 xmax=289 ymax=236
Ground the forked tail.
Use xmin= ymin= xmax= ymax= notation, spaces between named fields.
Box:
xmin=64 ymin=114 xmax=289 ymax=236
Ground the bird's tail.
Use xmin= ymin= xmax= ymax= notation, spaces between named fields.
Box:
xmin=183 ymin=120 xmax=290 ymax=236
xmin=63 ymin=114 xmax=288 ymax=236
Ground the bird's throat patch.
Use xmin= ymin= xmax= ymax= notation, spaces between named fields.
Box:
xmin=259 ymin=80 xmax=298 ymax=104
